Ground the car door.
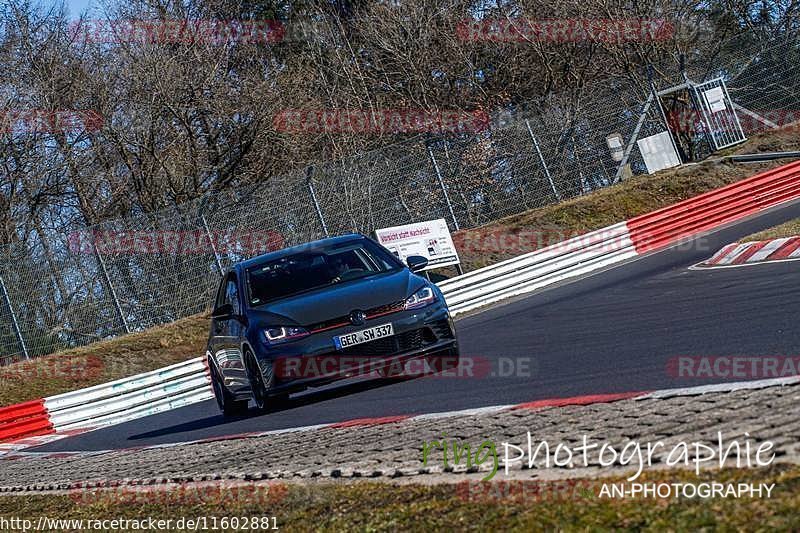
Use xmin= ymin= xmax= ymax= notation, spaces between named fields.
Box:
xmin=209 ymin=272 xmax=248 ymax=396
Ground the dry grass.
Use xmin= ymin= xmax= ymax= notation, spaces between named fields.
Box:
xmin=0 ymin=466 xmax=796 ymax=531
xmin=742 ymin=218 xmax=800 ymax=242
xmin=0 ymin=314 xmax=210 ymax=406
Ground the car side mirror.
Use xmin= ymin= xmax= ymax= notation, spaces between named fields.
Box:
xmin=211 ymin=303 xmax=234 ymax=320
xmin=406 ymin=255 xmax=429 ymax=273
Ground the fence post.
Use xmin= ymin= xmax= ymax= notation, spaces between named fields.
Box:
xmin=427 ymin=146 xmax=460 ymax=231
xmin=0 ymin=275 xmax=29 ymax=360
xmin=94 ymin=243 xmax=130 ymax=334
xmin=614 ymin=92 xmax=653 ymax=183
xmin=201 ymin=215 xmax=224 ymax=276
xmin=306 ymin=167 xmax=329 ymax=237
xmin=525 ymin=120 xmax=560 ymax=200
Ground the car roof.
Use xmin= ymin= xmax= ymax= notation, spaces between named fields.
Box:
xmin=233 ymin=233 xmax=367 ymax=273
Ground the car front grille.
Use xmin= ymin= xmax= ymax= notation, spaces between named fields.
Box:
xmin=307 ymin=300 xmax=406 ymax=332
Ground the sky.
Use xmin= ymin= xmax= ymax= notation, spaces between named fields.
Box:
xmin=51 ymin=0 xmax=98 ymax=18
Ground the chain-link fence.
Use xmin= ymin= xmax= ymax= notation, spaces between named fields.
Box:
xmin=1 ymin=33 xmax=798 ymax=365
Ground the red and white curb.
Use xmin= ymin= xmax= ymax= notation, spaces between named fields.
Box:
xmin=694 ymin=236 xmax=800 ymax=269
xmin=3 ymin=376 xmax=798 ymax=462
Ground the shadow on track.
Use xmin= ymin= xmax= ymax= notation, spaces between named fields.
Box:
xmin=127 ymin=374 xmax=416 ymax=441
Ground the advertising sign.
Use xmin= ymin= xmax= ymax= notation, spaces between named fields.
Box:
xmin=374 ymin=219 xmax=460 ymax=270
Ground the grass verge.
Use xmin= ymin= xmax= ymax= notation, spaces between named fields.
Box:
xmin=741 ymin=218 xmax=800 ymax=243
xmin=0 ymin=466 xmax=797 ymax=531
xmin=0 ymin=314 xmax=209 ymax=407
xmin=3 ymin=127 xmax=799 ymax=407
xmin=452 ymin=128 xmax=800 ymax=271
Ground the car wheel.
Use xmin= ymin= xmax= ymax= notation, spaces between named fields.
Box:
xmin=244 ymin=350 xmax=288 ymax=411
xmin=209 ymin=358 xmax=248 ymax=416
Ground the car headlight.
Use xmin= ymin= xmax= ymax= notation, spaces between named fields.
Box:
xmin=404 ymin=286 xmax=436 ymax=310
xmin=263 ymin=326 xmax=309 ymax=344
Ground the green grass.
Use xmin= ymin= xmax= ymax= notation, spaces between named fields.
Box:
xmin=0 ymin=466 xmax=797 ymax=531
xmin=741 ymin=218 xmax=800 ymax=243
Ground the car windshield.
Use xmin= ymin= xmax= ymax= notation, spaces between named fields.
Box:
xmin=246 ymin=239 xmax=402 ymax=306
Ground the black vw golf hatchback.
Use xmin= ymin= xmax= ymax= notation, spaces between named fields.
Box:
xmin=207 ymin=234 xmax=459 ymax=415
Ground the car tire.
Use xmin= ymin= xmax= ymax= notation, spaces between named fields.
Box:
xmin=209 ymin=358 xmax=248 ymax=417
xmin=244 ymin=350 xmax=288 ymax=411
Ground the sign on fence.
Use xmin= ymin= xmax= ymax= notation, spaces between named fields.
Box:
xmin=374 ymin=219 xmax=460 ymax=271
xmin=637 ymin=131 xmax=681 ymax=174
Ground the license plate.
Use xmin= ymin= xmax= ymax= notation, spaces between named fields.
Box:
xmin=334 ymin=323 xmax=394 ymax=350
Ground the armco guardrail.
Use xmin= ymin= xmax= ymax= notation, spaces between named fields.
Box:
xmin=626 ymin=159 xmax=800 ymax=252
xmin=439 ymin=222 xmax=638 ymax=315
xmin=0 ymin=400 xmax=53 ymax=442
xmin=1 ymin=160 xmax=800 ymax=445
xmin=441 ymin=159 xmax=800 ymax=315
xmin=0 ymin=358 xmax=212 ymax=443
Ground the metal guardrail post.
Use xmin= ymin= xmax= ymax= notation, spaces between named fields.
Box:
xmin=201 ymin=215 xmax=224 ymax=276
xmin=94 ymin=243 xmax=130 ymax=334
xmin=306 ymin=167 xmax=329 ymax=237
xmin=427 ymin=146 xmax=460 ymax=231
xmin=525 ymin=120 xmax=560 ymax=200
xmin=0 ymin=275 xmax=29 ymax=360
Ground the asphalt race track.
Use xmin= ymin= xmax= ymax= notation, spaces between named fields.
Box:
xmin=33 ymin=200 xmax=800 ymax=452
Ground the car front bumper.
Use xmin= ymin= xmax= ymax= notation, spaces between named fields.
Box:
xmin=258 ymin=301 xmax=458 ymax=392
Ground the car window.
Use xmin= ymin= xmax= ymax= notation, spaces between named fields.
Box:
xmin=246 ymin=239 xmax=401 ymax=306
xmin=214 ymin=276 xmax=228 ymax=309
xmin=225 ymin=276 xmax=240 ymax=314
